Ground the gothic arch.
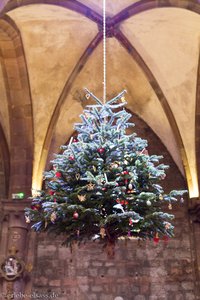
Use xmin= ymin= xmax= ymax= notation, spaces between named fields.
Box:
xmin=2 ymin=0 xmax=200 ymax=24
xmin=1 ymin=0 xmax=199 ymax=195
xmin=0 ymin=15 xmax=33 ymax=197
xmin=114 ymin=29 xmax=191 ymax=194
xmin=1 ymin=0 xmax=102 ymax=25
xmin=112 ymin=0 xmax=200 ymax=25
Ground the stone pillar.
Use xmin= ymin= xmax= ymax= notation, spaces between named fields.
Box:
xmin=0 ymin=200 xmax=31 ymax=300
xmin=188 ymin=198 xmax=200 ymax=298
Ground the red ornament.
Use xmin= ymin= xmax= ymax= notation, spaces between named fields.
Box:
xmin=129 ymin=218 xmax=133 ymax=225
xmin=69 ymin=156 xmax=74 ymax=161
xmin=49 ymin=190 xmax=55 ymax=196
xmin=102 ymin=187 xmax=107 ymax=191
xmin=97 ymin=148 xmax=105 ymax=154
xmin=31 ymin=204 xmax=41 ymax=210
xmin=73 ymin=211 xmax=79 ymax=219
xmin=54 ymin=198 xmax=57 ymax=203
xmin=153 ymin=233 xmax=160 ymax=244
xmin=55 ymin=172 xmax=62 ymax=178
xmin=123 ymin=171 xmax=129 ymax=175
xmin=73 ymin=138 xmax=78 ymax=143
xmin=153 ymin=237 xmax=160 ymax=244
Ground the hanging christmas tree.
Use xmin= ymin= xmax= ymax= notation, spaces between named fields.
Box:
xmin=25 ymin=89 xmax=186 ymax=254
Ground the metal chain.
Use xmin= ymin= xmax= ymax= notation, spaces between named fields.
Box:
xmin=103 ymin=0 xmax=106 ymax=104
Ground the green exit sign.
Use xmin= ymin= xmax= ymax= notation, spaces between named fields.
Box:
xmin=12 ymin=192 xmax=25 ymax=199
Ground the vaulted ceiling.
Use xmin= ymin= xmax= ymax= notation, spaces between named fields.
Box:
xmin=0 ymin=0 xmax=199 ymax=198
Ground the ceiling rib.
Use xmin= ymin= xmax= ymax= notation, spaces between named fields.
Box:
xmin=1 ymin=0 xmax=102 ymax=25
xmin=111 ymin=0 xmax=200 ymax=26
xmin=195 ymin=50 xmax=200 ymax=197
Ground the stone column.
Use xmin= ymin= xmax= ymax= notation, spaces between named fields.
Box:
xmin=0 ymin=199 xmax=31 ymax=300
xmin=188 ymin=198 xmax=200 ymax=298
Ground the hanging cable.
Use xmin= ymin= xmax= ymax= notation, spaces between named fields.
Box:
xmin=103 ymin=0 xmax=106 ymax=104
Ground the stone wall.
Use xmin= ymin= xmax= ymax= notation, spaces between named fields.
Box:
xmin=32 ymin=214 xmax=195 ymax=300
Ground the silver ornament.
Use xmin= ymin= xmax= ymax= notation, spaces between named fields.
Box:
xmin=128 ymin=183 xmax=133 ymax=190
xmin=146 ymin=200 xmax=151 ymax=206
